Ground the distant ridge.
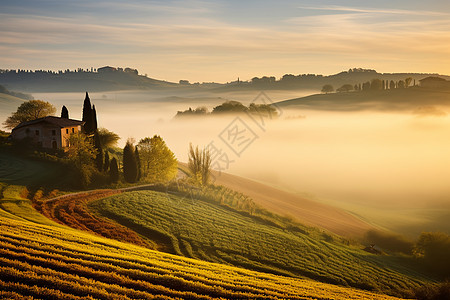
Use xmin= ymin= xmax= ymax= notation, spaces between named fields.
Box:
xmin=1 ymin=66 xmax=449 ymax=92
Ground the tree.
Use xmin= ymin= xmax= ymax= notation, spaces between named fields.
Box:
xmin=123 ymin=140 xmax=138 ymax=183
xmin=389 ymin=80 xmax=396 ymax=89
xmin=212 ymin=101 xmax=248 ymax=114
xmin=92 ymin=104 xmax=98 ymax=132
xmin=362 ymin=81 xmax=371 ymax=90
xmin=93 ymin=132 xmax=103 ymax=172
xmin=188 ymin=143 xmax=211 ymax=186
xmin=109 ymin=157 xmax=119 ymax=183
xmin=414 ymin=232 xmax=450 ymax=277
xmin=61 ymin=105 xmax=69 ymax=119
xmin=336 ymin=84 xmax=354 ymax=92
xmin=82 ymin=92 xmax=93 ymax=134
xmin=137 ymin=135 xmax=178 ymax=182
xmin=66 ymin=132 xmax=97 ymax=188
xmin=135 ymin=146 xmax=141 ymax=181
xmin=405 ymin=77 xmax=413 ymax=88
xmin=321 ymin=84 xmax=334 ymax=94
xmin=3 ymin=100 xmax=56 ymax=129
xmin=103 ymin=151 xmax=110 ymax=172
xmin=370 ymin=79 xmax=383 ymax=90
xmin=97 ymin=128 xmax=120 ymax=148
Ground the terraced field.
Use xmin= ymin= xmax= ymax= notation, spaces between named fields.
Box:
xmin=90 ymin=190 xmax=432 ymax=297
xmin=0 ymin=209 xmax=408 ymax=299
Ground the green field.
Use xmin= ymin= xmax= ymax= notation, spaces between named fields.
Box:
xmin=90 ymin=190 xmax=434 ymax=297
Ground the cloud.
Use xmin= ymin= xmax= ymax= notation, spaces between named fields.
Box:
xmin=297 ymin=5 xmax=450 ymax=17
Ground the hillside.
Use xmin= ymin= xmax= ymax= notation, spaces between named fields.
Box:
xmin=0 ymin=184 xmax=408 ymax=299
xmin=86 ymin=190 xmax=432 ymax=297
xmin=211 ymin=170 xmax=372 ymax=237
xmin=0 ymin=215 xmax=407 ymax=299
xmin=0 ymin=93 xmax=25 ymax=126
xmin=276 ymin=87 xmax=450 ymax=111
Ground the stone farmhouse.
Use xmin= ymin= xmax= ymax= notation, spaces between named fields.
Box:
xmin=11 ymin=116 xmax=84 ymax=150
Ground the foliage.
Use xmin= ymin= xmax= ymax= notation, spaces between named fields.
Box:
xmin=413 ymin=281 xmax=450 ymax=300
xmin=135 ymin=146 xmax=141 ymax=181
xmin=97 ymin=128 xmax=120 ymax=148
xmin=175 ymin=107 xmax=209 ymax=117
xmin=364 ymin=230 xmax=413 ymax=254
xmin=3 ymin=100 xmax=56 ymax=129
xmin=414 ymin=232 xmax=450 ymax=277
xmin=137 ymin=135 xmax=177 ymax=183
xmin=188 ymin=143 xmax=211 ymax=186
xmin=212 ymin=100 xmax=248 ymax=114
xmin=92 ymin=104 xmax=98 ymax=133
xmin=103 ymin=151 xmax=110 ymax=172
xmin=390 ymin=80 xmax=396 ymax=89
xmin=321 ymin=84 xmax=334 ymax=93
xmin=60 ymin=105 xmax=69 ymax=119
xmin=336 ymin=84 xmax=354 ymax=93
xmin=93 ymin=132 xmax=103 ymax=171
xmin=248 ymin=103 xmax=279 ymax=118
xmin=66 ymin=133 xmax=97 ymax=188
xmin=82 ymin=92 xmax=93 ymax=134
xmin=123 ymin=141 xmax=138 ymax=183
xmin=370 ymin=79 xmax=383 ymax=90
xmin=109 ymin=157 xmax=119 ymax=183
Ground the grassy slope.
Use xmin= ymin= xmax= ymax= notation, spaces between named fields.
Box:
xmin=211 ymin=170 xmax=373 ymax=237
xmin=90 ymin=190 xmax=433 ymax=297
xmin=276 ymin=87 xmax=450 ymax=111
xmin=0 ymin=192 xmax=405 ymax=299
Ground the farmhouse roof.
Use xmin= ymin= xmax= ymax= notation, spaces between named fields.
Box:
xmin=13 ymin=116 xmax=84 ymax=131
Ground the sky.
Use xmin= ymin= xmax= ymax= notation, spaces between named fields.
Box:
xmin=1 ymin=0 xmax=450 ymax=83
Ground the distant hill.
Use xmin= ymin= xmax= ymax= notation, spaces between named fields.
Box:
xmin=215 ymin=68 xmax=450 ymax=92
xmin=275 ymin=86 xmax=450 ymax=111
xmin=2 ymin=66 xmax=450 ymax=93
xmin=0 ymin=67 xmax=177 ymax=92
xmin=0 ymin=93 xmax=25 ymax=126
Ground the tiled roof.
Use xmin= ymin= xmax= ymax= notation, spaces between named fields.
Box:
xmin=13 ymin=116 xmax=85 ymax=130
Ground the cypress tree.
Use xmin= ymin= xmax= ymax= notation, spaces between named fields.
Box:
xmin=92 ymin=104 xmax=98 ymax=133
xmin=94 ymin=132 xmax=103 ymax=171
xmin=135 ymin=146 xmax=141 ymax=181
xmin=109 ymin=157 xmax=119 ymax=183
xmin=123 ymin=141 xmax=138 ymax=183
xmin=104 ymin=151 xmax=110 ymax=172
xmin=82 ymin=92 xmax=92 ymax=134
xmin=61 ymin=105 xmax=69 ymax=119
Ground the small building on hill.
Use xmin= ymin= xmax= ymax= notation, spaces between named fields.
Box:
xmin=11 ymin=116 xmax=84 ymax=150
xmin=419 ymin=76 xmax=450 ymax=89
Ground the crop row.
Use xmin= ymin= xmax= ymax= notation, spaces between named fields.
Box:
xmin=0 ymin=217 xmax=402 ymax=300
xmin=90 ymin=191 xmax=428 ymax=296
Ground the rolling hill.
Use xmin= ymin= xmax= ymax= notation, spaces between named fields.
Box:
xmin=275 ymin=87 xmax=450 ymax=112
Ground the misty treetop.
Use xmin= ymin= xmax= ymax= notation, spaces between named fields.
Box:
xmin=175 ymin=100 xmax=278 ymax=118
xmin=3 ymin=100 xmax=56 ymax=129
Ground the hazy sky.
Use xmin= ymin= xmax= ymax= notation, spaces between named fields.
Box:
xmin=1 ymin=0 xmax=450 ymax=82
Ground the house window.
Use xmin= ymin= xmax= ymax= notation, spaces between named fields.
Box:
xmin=66 ymin=128 xmax=69 ymax=134
xmin=72 ymin=128 xmax=75 ymax=133
xmin=52 ymin=141 xmax=57 ymax=149
xmin=52 ymin=130 xmax=56 ymax=136
xmin=35 ymin=130 xmax=39 ymax=136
